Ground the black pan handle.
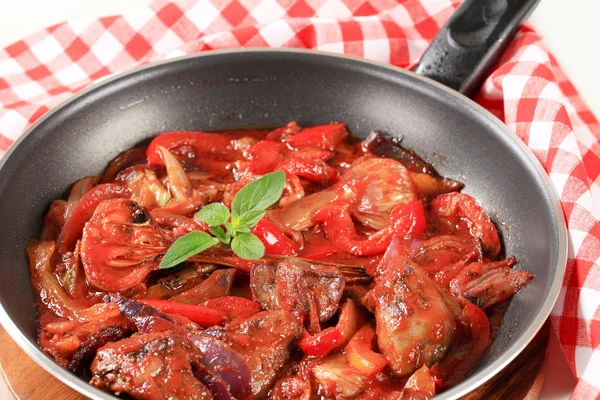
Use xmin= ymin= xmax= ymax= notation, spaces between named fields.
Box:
xmin=414 ymin=0 xmax=540 ymax=97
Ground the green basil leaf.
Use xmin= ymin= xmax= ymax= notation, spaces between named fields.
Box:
xmin=238 ymin=210 xmax=265 ymax=229
xmin=231 ymin=171 xmax=285 ymax=215
xmin=210 ymin=226 xmax=230 ymax=244
xmin=160 ymin=232 xmax=219 ymax=269
xmin=195 ymin=203 xmax=230 ymax=226
xmin=230 ymin=210 xmax=241 ymax=230
xmin=231 ymin=232 xmax=265 ymax=260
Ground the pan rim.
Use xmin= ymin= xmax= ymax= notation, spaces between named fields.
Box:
xmin=0 ymin=48 xmax=568 ymax=399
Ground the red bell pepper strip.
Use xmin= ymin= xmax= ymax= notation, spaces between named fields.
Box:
xmin=252 ymin=218 xmax=299 ymax=256
xmin=297 ymin=327 xmax=344 ymax=356
xmin=200 ymin=296 xmax=263 ymax=320
xmin=146 ymin=131 xmax=232 ymax=166
xmin=293 ymin=148 xmax=335 ymax=162
xmin=298 ymin=238 xmax=337 ymax=259
xmin=344 ymin=324 xmax=388 ymax=376
xmin=265 ymin=121 xmax=301 ymax=141
xmin=334 ymin=299 xmax=361 ymax=350
xmin=390 ymin=199 xmax=427 ymax=237
xmin=275 ymin=158 xmax=339 ymax=184
xmin=296 ymin=299 xmax=360 ymax=357
xmin=57 ymin=184 xmax=130 ymax=253
xmin=139 ymin=299 xmax=228 ymax=327
xmin=246 ymin=140 xmax=287 ymax=175
xmin=314 ymin=200 xmax=427 ymax=256
xmin=286 ymin=123 xmax=348 ymax=151
xmin=429 ymin=192 xmax=501 ymax=257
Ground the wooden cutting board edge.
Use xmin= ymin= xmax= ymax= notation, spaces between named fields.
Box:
xmin=0 ymin=321 xmax=551 ymax=400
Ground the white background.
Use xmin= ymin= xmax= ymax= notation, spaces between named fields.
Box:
xmin=0 ymin=0 xmax=596 ymax=398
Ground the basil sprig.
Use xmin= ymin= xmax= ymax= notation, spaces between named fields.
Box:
xmin=159 ymin=171 xmax=285 ymax=269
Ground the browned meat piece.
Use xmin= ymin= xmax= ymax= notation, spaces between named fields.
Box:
xmin=311 ymin=353 xmax=372 ymax=399
xmin=449 ymin=258 xmax=533 ymax=309
xmin=268 ymin=373 xmax=311 ymax=400
xmin=90 ymin=331 xmax=213 ymax=400
xmin=364 ymin=259 xmax=455 ymax=377
xmin=205 ymin=310 xmax=303 ymax=398
xmin=68 ymin=325 xmax=133 ymax=373
xmin=250 ymin=259 xmax=344 ymax=328
xmin=250 ymin=263 xmax=278 ymax=311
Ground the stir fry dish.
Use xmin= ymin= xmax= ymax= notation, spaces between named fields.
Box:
xmin=29 ymin=122 xmax=534 ymax=399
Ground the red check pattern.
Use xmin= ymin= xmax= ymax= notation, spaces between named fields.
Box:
xmin=0 ymin=0 xmax=599 ymax=397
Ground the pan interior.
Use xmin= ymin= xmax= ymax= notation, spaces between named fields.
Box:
xmin=0 ymin=50 xmax=563 ymax=399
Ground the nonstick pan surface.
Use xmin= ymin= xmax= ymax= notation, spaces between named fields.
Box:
xmin=0 ymin=48 xmax=566 ymax=399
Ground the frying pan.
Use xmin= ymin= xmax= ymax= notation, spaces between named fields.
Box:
xmin=0 ymin=0 xmax=566 ymax=398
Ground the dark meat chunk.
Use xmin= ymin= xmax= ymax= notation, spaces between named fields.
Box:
xmin=364 ymin=259 xmax=455 ymax=377
xmin=311 ymin=353 xmax=372 ymax=399
xmin=268 ymin=373 xmax=311 ymax=400
xmin=250 ymin=259 xmax=344 ymax=328
xmin=206 ymin=310 xmax=303 ymax=398
xmin=250 ymin=263 xmax=278 ymax=308
xmin=90 ymin=332 xmax=213 ymax=400
xmin=449 ymin=258 xmax=533 ymax=309
xmin=68 ymin=325 xmax=133 ymax=373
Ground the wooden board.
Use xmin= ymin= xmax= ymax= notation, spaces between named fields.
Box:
xmin=0 ymin=321 xmax=550 ymax=399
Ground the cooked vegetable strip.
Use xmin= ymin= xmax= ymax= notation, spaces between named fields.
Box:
xmin=29 ymin=122 xmax=534 ymax=400
xmin=430 ymin=192 xmax=501 ymax=257
xmin=27 ymin=241 xmax=91 ymax=319
xmin=251 ymin=218 xmax=299 ymax=256
xmin=286 ymin=122 xmax=348 ymax=150
xmin=313 ymin=200 xmax=426 ymax=256
xmin=200 ymin=296 xmax=263 ymax=320
xmin=169 ymin=268 xmax=236 ymax=305
xmin=139 ymin=300 xmax=228 ymax=326
xmin=345 ymin=325 xmax=388 ymax=377
xmin=298 ymin=327 xmax=344 ymax=356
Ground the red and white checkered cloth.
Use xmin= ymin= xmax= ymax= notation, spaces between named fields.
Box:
xmin=0 ymin=0 xmax=599 ymax=397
